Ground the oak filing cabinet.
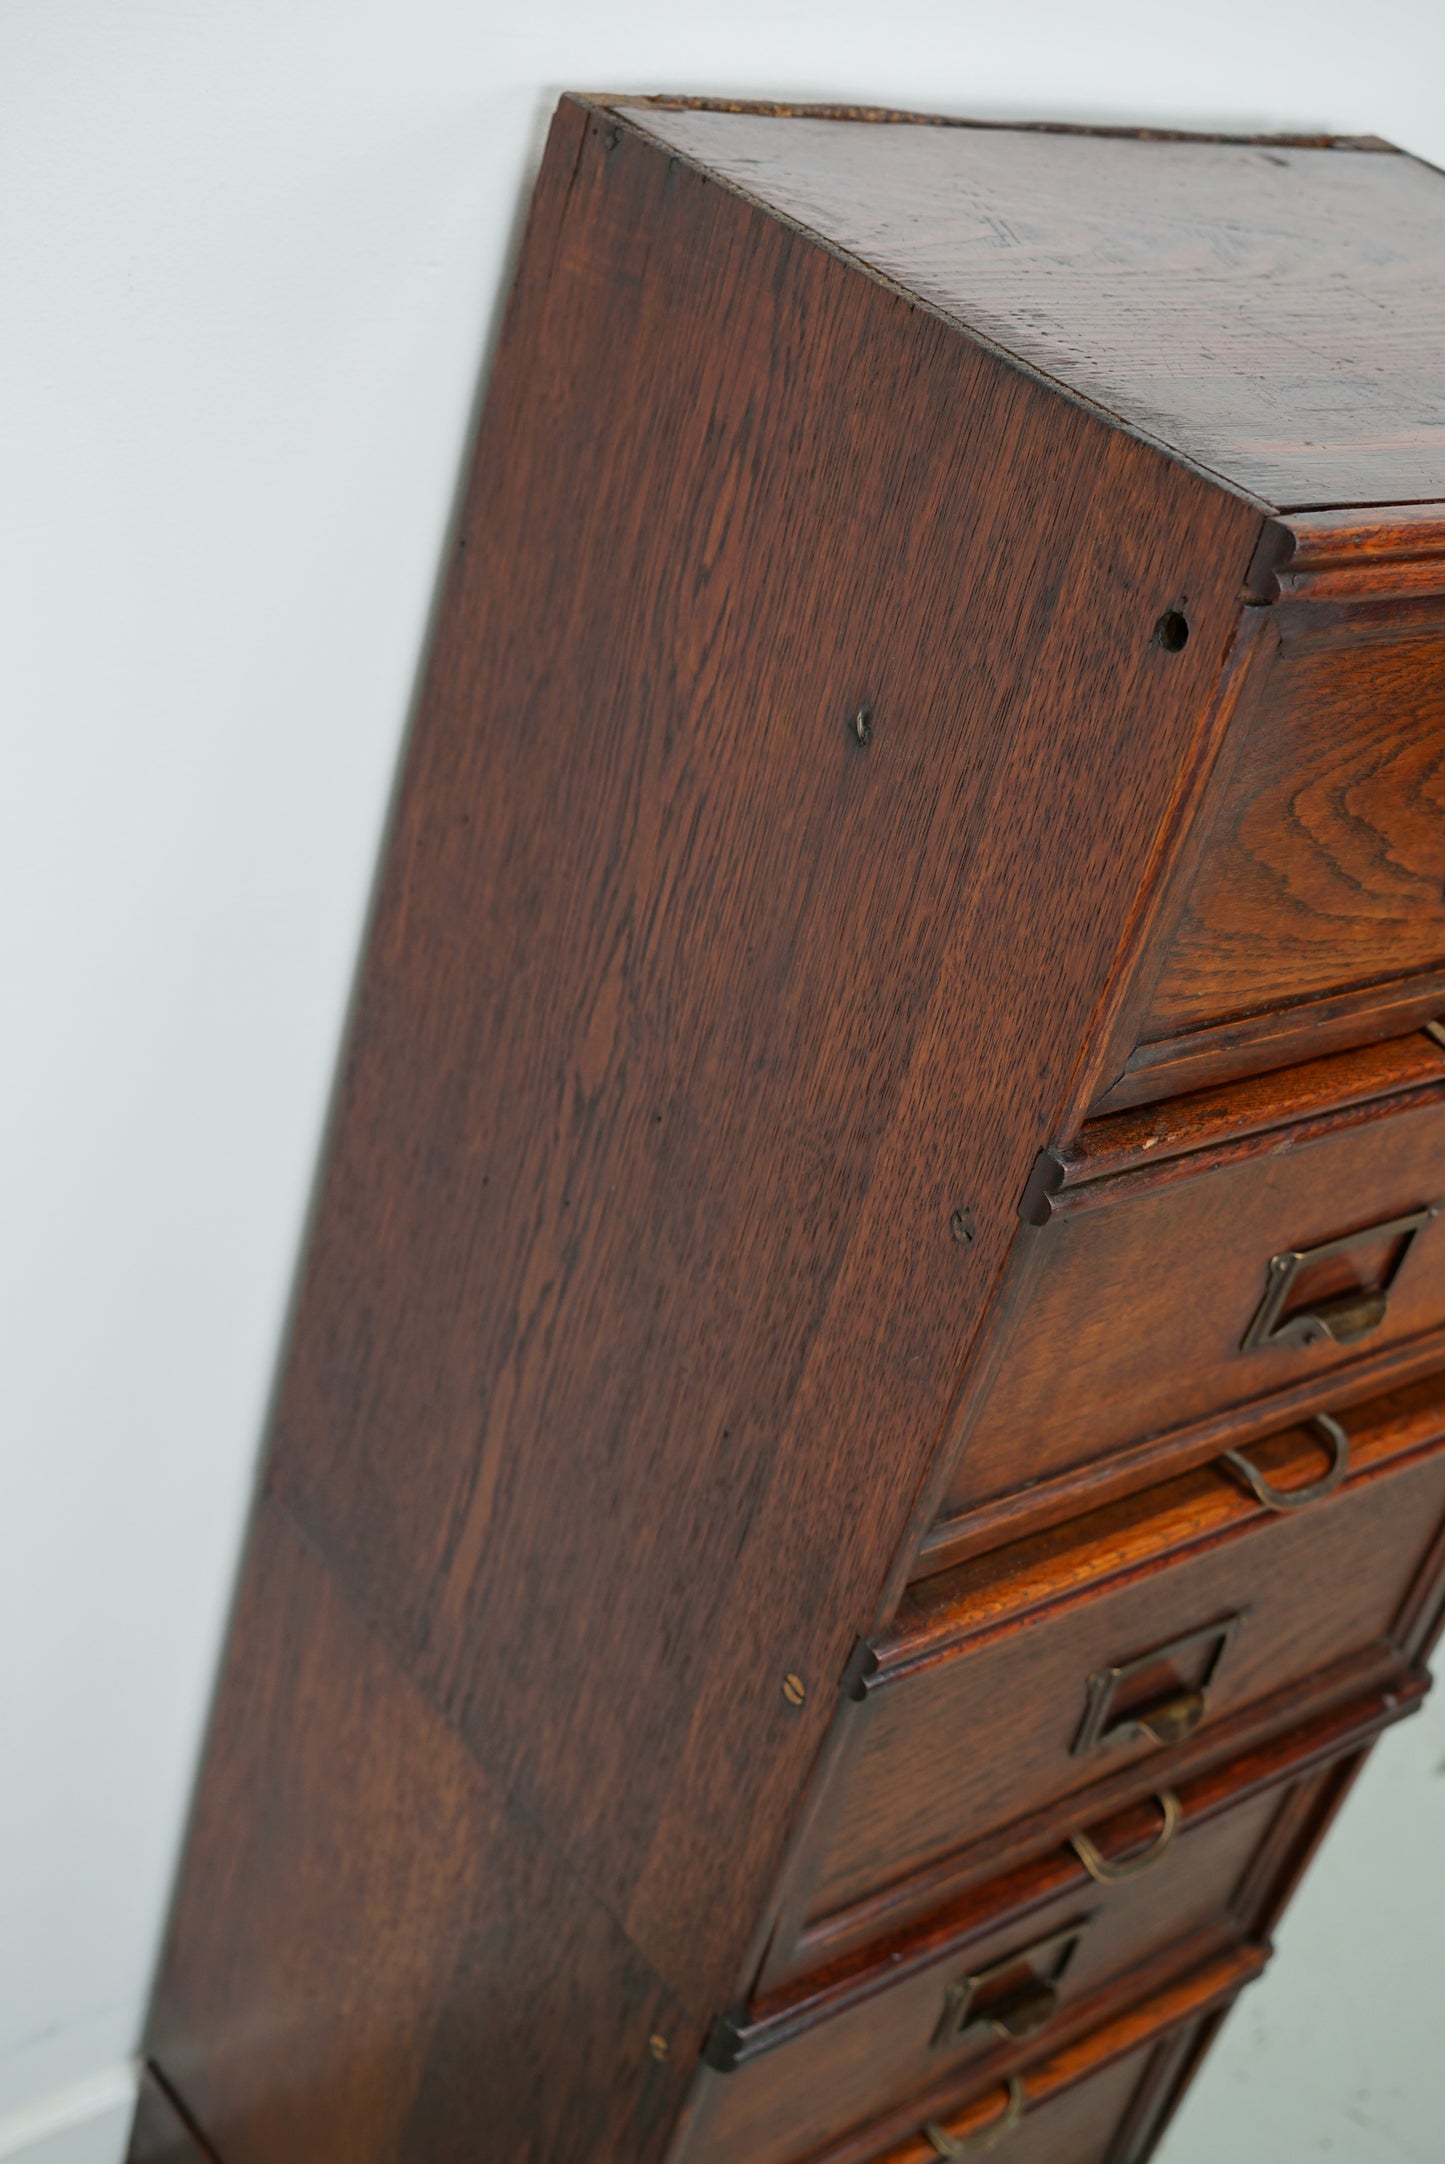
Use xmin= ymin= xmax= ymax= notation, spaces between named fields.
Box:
xmin=132 ymin=99 xmax=1445 ymax=2164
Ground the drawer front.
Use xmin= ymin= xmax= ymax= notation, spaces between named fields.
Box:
xmin=943 ymin=1085 xmax=1445 ymax=1521
xmin=1141 ymin=625 xmax=1445 ymax=1043
xmin=813 ymin=1433 xmax=1445 ymax=1921
xmin=685 ymin=1776 xmax=1284 ymax=2164
xmin=860 ymin=2045 xmax=1152 ymax=2164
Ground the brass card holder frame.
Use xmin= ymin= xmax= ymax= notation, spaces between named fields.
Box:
xmin=1073 ymin=1613 xmax=1246 ymax=1757
xmin=930 ymin=1920 xmax=1091 ymax=2052
xmin=1240 ymin=1206 xmax=1437 ymax=1354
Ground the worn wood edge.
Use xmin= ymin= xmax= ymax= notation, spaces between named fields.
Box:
xmin=894 ymin=1385 xmax=1445 ymax=1673
xmin=741 ymin=1674 xmax=1416 ymax=2036
xmin=1070 ymin=606 xmax=1281 ymax=1121
xmin=1053 ymin=1079 xmax=1445 ymax=1219
xmin=780 ymin=1659 xmax=1422 ymax=1988
xmin=588 ymin=94 xmax=1401 ymax=154
xmin=795 ymin=1944 xmax=1267 ymax=2164
xmin=1232 ymin=1751 xmax=1371 ymax=1944
xmin=917 ymin=1328 xmax=1445 ymax=1578
xmin=1110 ymin=2005 xmax=1228 ymax=2164
xmin=1094 ymin=985 xmax=1445 ymax=1116
xmin=1062 ymin=1032 xmax=1445 ymax=1187
xmin=1247 ymin=503 xmax=1445 ymax=604
xmin=602 ymin=100 xmax=1276 ymax=516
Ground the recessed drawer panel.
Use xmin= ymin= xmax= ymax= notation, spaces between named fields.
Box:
xmin=942 ymin=1042 xmax=1445 ymax=1526
xmin=849 ymin=1945 xmax=1250 ymax=2164
xmin=1143 ymin=623 xmax=1445 ymax=1041
xmin=682 ymin=1864 xmax=1274 ymax=2164
xmin=686 ymin=1754 xmax=1295 ymax=2164
xmin=802 ymin=1378 xmax=1445 ymax=1932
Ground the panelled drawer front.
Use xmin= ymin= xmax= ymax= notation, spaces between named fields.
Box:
xmin=1140 ymin=625 xmax=1445 ymax=1044
xmin=684 ymin=1779 xmax=1282 ymax=2164
xmin=943 ymin=1084 xmax=1445 ymax=1521
xmin=847 ymin=1948 xmax=1257 ymax=2164
xmin=861 ymin=2044 xmax=1151 ymax=2164
xmin=814 ymin=1427 xmax=1445 ymax=1923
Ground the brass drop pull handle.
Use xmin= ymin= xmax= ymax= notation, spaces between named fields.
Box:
xmin=1071 ymin=1791 xmax=1181 ymax=1885
xmin=925 ymin=2077 xmax=1027 ymax=2158
xmin=1241 ymin=1207 xmax=1436 ymax=1354
xmin=1218 ymin=1412 xmax=1350 ymax=1513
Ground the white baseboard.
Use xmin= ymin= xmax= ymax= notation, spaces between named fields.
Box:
xmin=0 ymin=2068 xmax=138 ymax=2164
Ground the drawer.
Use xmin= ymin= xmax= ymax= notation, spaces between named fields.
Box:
xmin=683 ymin=1938 xmax=1254 ymax=2164
xmin=1097 ymin=545 xmax=1445 ymax=1112
xmin=940 ymin=1036 xmax=1445 ymax=1528
xmin=838 ymin=1946 xmax=1255 ymax=2164
xmin=787 ymin=1376 xmax=1445 ymax=1939
xmin=689 ymin=1697 xmax=1369 ymax=2164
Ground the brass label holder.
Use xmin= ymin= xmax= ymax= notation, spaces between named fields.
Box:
xmin=1073 ymin=1613 xmax=1246 ymax=1757
xmin=930 ymin=1920 xmax=1090 ymax=2051
xmin=1241 ymin=1206 xmax=1437 ymax=1355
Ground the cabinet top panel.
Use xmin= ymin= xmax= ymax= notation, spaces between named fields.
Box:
xmin=618 ymin=102 xmax=1445 ymax=513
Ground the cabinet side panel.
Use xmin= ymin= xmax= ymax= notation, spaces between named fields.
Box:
xmin=141 ymin=1500 xmax=697 ymax=2164
xmin=203 ymin=88 xmax=1260 ymax=2038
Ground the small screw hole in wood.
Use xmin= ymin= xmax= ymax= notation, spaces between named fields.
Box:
xmin=951 ymin=1208 xmax=977 ymax=1245
xmin=1154 ymin=610 xmax=1189 ymax=652
xmin=851 ymin=708 xmax=873 ymax=746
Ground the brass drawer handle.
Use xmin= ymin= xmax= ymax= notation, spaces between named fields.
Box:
xmin=925 ymin=2077 xmax=1026 ymax=2158
xmin=1071 ymin=1790 xmax=1181 ymax=1885
xmin=1218 ymin=1411 xmax=1350 ymax=1513
xmin=1241 ymin=1207 xmax=1436 ymax=1355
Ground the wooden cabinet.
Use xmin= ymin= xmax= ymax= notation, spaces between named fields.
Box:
xmin=130 ymin=98 xmax=1445 ymax=2164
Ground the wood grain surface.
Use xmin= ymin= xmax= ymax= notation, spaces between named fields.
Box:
xmin=682 ymin=1767 xmax=1287 ymax=2164
xmin=620 ymin=105 xmax=1445 ymax=509
xmin=763 ymin=1945 xmax=1263 ymax=2164
xmin=1066 ymin=1030 xmax=1445 ymax=1185
xmin=807 ymin=1414 xmax=1445 ymax=1923
xmin=135 ymin=93 xmax=1444 ymax=2164
xmin=943 ymin=1080 xmax=1445 ymax=1519
xmin=1140 ymin=625 xmax=1445 ymax=1034
xmin=145 ymin=1500 xmax=699 ymax=2164
xmin=241 ymin=86 xmax=1256 ymax=2043
xmin=767 ymin=1673 xmax=1415 ymax=1991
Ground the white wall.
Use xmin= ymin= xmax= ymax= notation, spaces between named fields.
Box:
xmin=1 ymin=6 xmax=1441 ymax=2161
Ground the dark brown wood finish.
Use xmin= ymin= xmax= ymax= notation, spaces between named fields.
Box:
xmin=797 ymin=1380 xmax=1445 ymax=1935
xmin=145 ymin=1501 xmax=698 ymax=2164
xmin=1089 ymin=511 xmax=1445 ymax=1112
xmin=129 ymin=2072 xmax=218 ymax=2164
xmin=682 ymin=1689 xmax=1386 ymax=2164
xmin=623 ymin=106 xmax=1445 ymax=507
xmin=765 ymin=1675 xmax=1420 ymax=1993
xmin=770 ymin=1948 xmax=1264 ymax=2164
xmin=136 ymin=97 xmax=1445 ymax=2164
xmin=940 ymin=1057 xmax=1445 ymax=1522
xmin=254 ymin=93 xmax=1253 ymax=2034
